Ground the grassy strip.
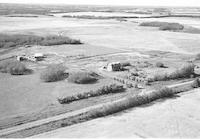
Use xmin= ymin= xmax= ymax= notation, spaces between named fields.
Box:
xmin=58 ymin=84 xmax=126 ymax=104
xmin=0 ymin=34 xmax=82 ymax=48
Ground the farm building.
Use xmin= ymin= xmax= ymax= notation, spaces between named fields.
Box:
xmin=107 ymin=62 xmax=122 ymax=71
xmin=17 ymin=53 xmax=45 ymax=62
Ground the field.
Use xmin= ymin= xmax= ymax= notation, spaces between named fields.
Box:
xmin=0 ymin=5 xmax=200 ymax=138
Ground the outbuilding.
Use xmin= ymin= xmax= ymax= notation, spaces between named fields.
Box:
xmin=107 ymin=62 xmax=122 ymax=71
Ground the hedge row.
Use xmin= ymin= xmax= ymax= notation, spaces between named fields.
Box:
xmin=58 ymin=84 xmax=126 ymax=104
xmin=61 ymin=87 xmax=177 ymax=128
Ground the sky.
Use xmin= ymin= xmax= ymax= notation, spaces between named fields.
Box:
xmin=0 ymin=0 xmax=200 ymax=7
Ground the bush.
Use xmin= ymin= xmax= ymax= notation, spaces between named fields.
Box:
xmin=139 ymin=21 xmax=169 ymax=27
xmin=139 ymin=21 xmax=184 ymax=31
xmin=159 ymin=23 xmax=184 ymax=31
xmin=155 ymin=62 xmax=164 ymax=68
xmin=172 ymin=63 xmax=195 ymax=78
xmin=68 ymin=71 xmax=98 ymax=84
xmin=40 ymin=64 xmax=67 ymax=82
xmin=152 ymin=73 xmax=168 ymax=81
xmin=151 ymin=63 xmax=195 ymax=82
xmin=58 ymin=84 xmax=125 ymax=104
xmin=0 ymin=60 xmax=31 ymax=75
xmin=39 ymin=36 xmax=82 ymax=46
xmin=121 ymin=62 xmax=131 ymax=67
xmin=153 ymin=87 xmax=174 ymax=98
xmin=168 ymin=70 xmax=181 ymax=79
xmin=191 ymin=78 xmax=200 ymax=88
xmin=0 ymin=34 xmax=82 ymax=48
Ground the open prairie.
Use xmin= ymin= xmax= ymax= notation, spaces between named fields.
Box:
xmin=0 ymin=5 xmax=200 ymax=138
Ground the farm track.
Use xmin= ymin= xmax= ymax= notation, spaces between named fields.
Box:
xmin=0 ymin=46 xmax=139 ymax=64
xmin=0 ymin=96 xmax=129 ymax=137
xmin=68 ymin=51 xmax=130 ymax=63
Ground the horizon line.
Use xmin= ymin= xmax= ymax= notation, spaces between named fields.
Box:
xmin=0 ymin=2 xmax=200 ymax=8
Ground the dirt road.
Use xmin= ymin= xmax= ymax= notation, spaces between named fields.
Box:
xmin=33 ymin=88 xmax=200 ymax=138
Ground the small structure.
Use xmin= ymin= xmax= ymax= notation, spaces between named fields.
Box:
xmin=107 ymin=62 xmax=122 ymax=71
xmin=34 ymin=53 xmax=45 ymax=61
xmin=34 ymin=53 xmax=44 ymax=58
xmin=17 ymin=53 xmax=44 ymax=62
xmin=17 ymin=55 xmax=37 ymax=62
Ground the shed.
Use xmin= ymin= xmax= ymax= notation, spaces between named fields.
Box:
xmin=107 ymin=62 xmax=122 ymax=71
